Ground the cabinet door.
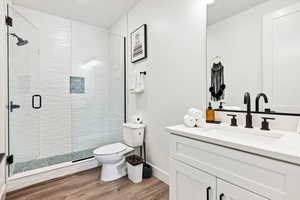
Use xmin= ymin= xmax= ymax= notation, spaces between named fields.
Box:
xmin=217 ymin=179 xmax=268 ymax=200
xmin=170 ymin=159 xmax=216 ymax=200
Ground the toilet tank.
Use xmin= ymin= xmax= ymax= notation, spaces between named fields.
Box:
xmin=123 ymin=123 xmax=146 ymax=147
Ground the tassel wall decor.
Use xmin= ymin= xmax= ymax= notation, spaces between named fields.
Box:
xmin=209 ymin=61 xmax=226 ymax=101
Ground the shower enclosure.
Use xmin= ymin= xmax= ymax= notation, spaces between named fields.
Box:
xmin=7 ymin=5 xmax=126 ymax=176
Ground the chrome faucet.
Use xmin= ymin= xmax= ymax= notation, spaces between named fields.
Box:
xmin=244 ymin=92 xmax=253 ymax=128
xmin=255 ymin=93 xmax=269 ymax=112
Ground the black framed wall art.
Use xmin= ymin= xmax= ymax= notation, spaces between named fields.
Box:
xmin=131 ymin=24 xmax=147 ymax=63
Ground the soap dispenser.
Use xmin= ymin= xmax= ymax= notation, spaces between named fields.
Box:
xmin=206 ymin=102 xmax=215 ymax=122
xmin=219 ymin=102 xmax=225 ymax=110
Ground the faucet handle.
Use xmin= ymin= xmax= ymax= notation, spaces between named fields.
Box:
xmin=261 ymin=117 xmax=275 ymax=131
xmin=227 ymin=114 xmax=238 ymax=127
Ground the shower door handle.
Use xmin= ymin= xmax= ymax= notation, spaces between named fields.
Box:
xmin=10 ymin=101 xmax=20 ymax=112
xmin=32 ymin=95 xmax=42 ymax=109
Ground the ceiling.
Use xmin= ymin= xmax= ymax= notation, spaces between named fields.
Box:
xmin=208 ymin=0 xmax=269 ymax=25
xmin=13 ymin=0 xmax=269 ymax=28
xmin=13 ymin=0 xmax=140 ymax=28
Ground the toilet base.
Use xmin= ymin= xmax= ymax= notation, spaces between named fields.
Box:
xmin=100 ymin=158 xmax=127 ymax=182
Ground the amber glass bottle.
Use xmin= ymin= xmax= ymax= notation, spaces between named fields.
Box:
xmin=206 ymin=102 xmax=215 ymax=122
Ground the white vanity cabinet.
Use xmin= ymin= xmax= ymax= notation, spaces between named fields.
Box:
xmin=171 ymin=159 xmax=268 ymax=200
xmin=168 ymin=131 xmax=300 ymax=200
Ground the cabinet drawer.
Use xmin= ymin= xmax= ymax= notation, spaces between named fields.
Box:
xmin=217 ymin=179 xmax=268 ymax=200
xmin=170 ymin=134 xmax=300 ymax=200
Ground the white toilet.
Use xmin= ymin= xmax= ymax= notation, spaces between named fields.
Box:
xmin=94 ymin=123 xmax=145 ymax=181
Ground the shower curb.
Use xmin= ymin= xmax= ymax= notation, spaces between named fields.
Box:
xmin=6 ymin=158 xmax=98 ymax=192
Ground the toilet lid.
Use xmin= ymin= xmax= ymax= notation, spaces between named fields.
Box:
xmin=94 ymin=143 xmax=126 ymax=155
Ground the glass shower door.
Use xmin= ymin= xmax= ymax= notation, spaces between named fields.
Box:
xmin=7 ymin=6 xmax=126 ymax=175
xmin=8 ymin=6 xmax=41 ymax=176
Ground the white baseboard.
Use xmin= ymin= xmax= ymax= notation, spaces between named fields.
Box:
xmin=7 ymin=158 xmax=98 ymax=192
xmin=0 ymin=184 xmax=5 ymax=200
xmin=148 ymin=163 xmax=169 ymax=185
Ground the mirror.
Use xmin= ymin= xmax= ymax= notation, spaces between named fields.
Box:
xmin=206 ymin=0 xmax=300 ymax=115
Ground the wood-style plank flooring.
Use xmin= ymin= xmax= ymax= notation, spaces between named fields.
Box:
xmin=6 ymin=168 xmax=169 ymax=200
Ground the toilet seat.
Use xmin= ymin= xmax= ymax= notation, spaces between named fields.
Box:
xmin=94 ymin=143 xmax=127 ymax=155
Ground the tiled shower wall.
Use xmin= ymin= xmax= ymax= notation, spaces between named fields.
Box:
xmin=11 ymin=6 xmax=123 ymax=163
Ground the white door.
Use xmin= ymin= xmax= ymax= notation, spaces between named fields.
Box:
xmin=217 ymin=179 xmax=268 ymax=200
xmin=170 ymin=159 xmax=216 ymax=200
xmin=263 ymin=2 xmax=300 ymax=113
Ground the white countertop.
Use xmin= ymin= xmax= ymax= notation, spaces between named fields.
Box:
xmin=166 ymin=124 xmax=300 ymax=166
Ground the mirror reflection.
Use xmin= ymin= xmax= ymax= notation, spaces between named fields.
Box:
xmin=207 ymin=0 xmax=300 ymax=114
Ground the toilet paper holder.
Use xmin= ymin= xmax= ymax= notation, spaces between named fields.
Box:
xmin=133 ymin=114 xmax=143 ymax=124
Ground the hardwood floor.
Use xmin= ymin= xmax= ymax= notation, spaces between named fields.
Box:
xmin=6 ymin=168 xmax=169 ymax=200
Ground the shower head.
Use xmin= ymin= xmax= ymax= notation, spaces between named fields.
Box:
xmin=16 ymin=38 xmax=28 ymax=46
xmin=10 ymin=33 xmax=29 ymax=46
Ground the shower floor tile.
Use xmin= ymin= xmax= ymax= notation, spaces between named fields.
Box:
xmin=47 ymin=153 xmax=73 ymax=166
xmin=12 ymin=149 xmax=95 ymax=175
xmin=23 ymin=159 xmax=49 ymax=172
xmin=72 ymin=149 xmax=94 ymax=161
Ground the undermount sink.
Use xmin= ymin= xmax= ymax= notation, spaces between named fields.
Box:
xmin=203 ymin=127 xmax=284 ymax=144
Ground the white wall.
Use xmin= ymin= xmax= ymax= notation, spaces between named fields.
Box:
xmin=207 ymin=0 xmax=299 ymax=109
xmin=110 ymin=15 xmax=127 ymax=37
xmin=111 ymin=0 xmax=207 ymax=181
